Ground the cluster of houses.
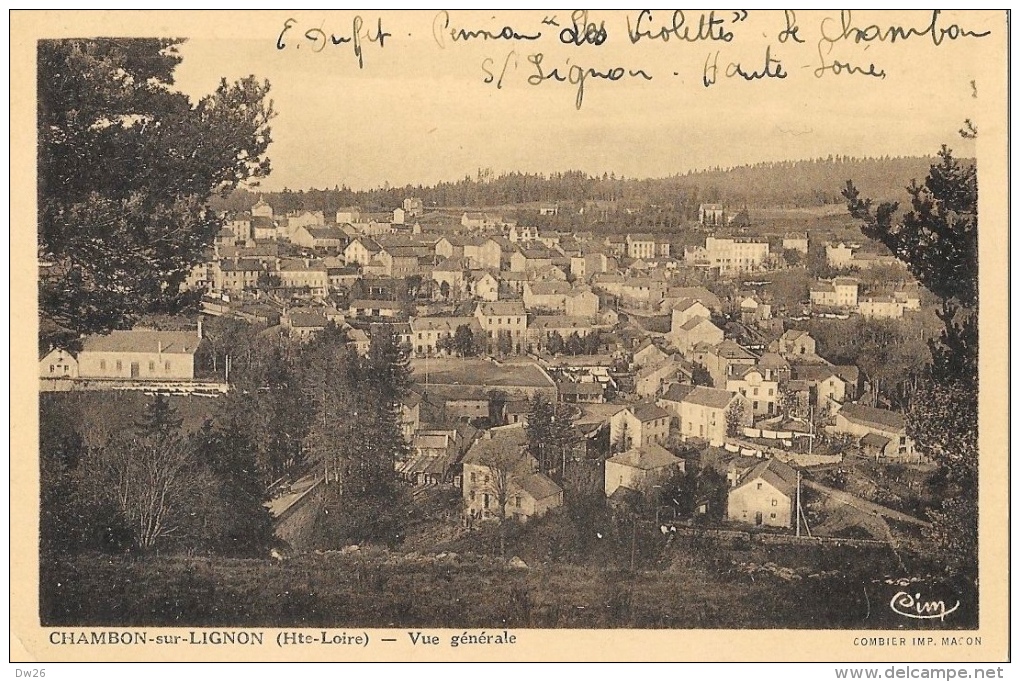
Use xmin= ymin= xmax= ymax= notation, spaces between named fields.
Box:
xmin=809 ymin=276 xmax=922 ymax=320
xmin=825 ymin=242 xmax=901 ymax=271
xmin=41 ymin=196 xmax=928 ymax=538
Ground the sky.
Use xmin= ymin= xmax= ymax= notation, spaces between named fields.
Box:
xmin=166 ymin=10 xmax=997 ymax=191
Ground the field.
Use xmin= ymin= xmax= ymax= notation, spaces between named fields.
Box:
xmin=40 ymin=533 xmax=975 ymax=630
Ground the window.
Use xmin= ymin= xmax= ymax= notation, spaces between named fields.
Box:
xmin=470 ymin=491 xmax=476 ymax=501
xmin=772 ymin=499 xmax=778 ymax=506
xmin=484 ymin=475 xmax=489 ymax=485
xmin=470 ymin=472 xmax=476 ymax=483
xmin=115 ymin=360 xmax=122 ymax=371
xmin=756 ymin=482 xmax=762 ymax=490
xmin=768 ymin=388 xmax=774 ymax=396
xmin=483 ymin=494 xmax=490 ymax=509
xmin=49 ymin=365 xmax=55 ymax=373
xmin=165 ymin=361 xmax=171 ymax=371
xmin=100 ymin=360 xmax=106 ymax=370
xmin=770 ymin=512 xmax=777 ymax=519
xmin=149 ymin=361 xmax=156 ymax=371
xmin=514 ymin=496 xmax=521 ymax=508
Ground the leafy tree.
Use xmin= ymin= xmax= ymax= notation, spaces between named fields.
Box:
xmin=546 ymin=331 xmax=565 ymax=355
xmin=566 ymin=331 xmax=584 ymax=355
xmin=38 ymin=39 xmax=275 ymax=346
xmin=724 ymin=400 xmax=748 ymax=437
xmin=86 ymin=425 xmax=209 ymax=551
xmin=452 ymin=324 xmax=477 ymax=357
xmin=782 ymin=248 xmax=803 ymax=267
xmin=39 ymin=414 xmax=132 ymax=554
xmin=496 ymin=330 xmax=514 ymax=356
xmin=844 ymin=142 xmax=978 ymax=580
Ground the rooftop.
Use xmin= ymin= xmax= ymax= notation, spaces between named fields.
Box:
xmin=838 ymin=403 xmax=906 ymax=432
xmin=81 ymin=330 xmax=201 ymax=355
xmin=608 ymin=442 xmax=682 ymax=470
xmin=682 ymin=386 xmax=737 ymax=410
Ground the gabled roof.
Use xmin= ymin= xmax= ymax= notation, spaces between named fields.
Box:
xmin=304 ymin=226 xmax=346 ymax=240
xmin=671 ymin=297 xmax=708 ymax=313
xmin=838 ymin=404 xmax=905 ymax=432
xmin=626 ymin=403 xmax=671 ymax=423
xmin=287 ymin=311 xmax=328 ymax=328
xmin=608 ymin=485 xmax=644 ymax=506
xmin=607 ymin=442 xmax=682 ymax=470
xmin=477 ymin=301 xmax=526 ymax=316
xmin=729 ymin=364 xmax=764 ymax=380
xmin=860 ymin=433 xmax=892 ymax=449
xmin=791 ymin=364 xmax=841 ymax=382
xmin=399 ymin=391 xmax=423 ymax=408
xmin=529 ymin=315 xmax=591 ymax=331
xmin=682 ymin=386 xmax=737 ymax=410
xmin=715 ymin=339 xmax=757 ymax=360
xmin=409 ymin=316 xmax=477 ymax=333
xmin=81 ymin=330 xmax=201 ymax=355
xmin=220 ymin=258 xmax=263 ymax=272
xmin=517 ymin=472 xmax=562 ymax=501
xmin=348 ymin=237 xmax=382 ymax=253
xmin=735 ymin=458 xmax=798 ymax=498
xmin=756 ymin=352 xmax=790 ymax=369
xmin=660 ymin=383 xmax=696 ymax=403
xmin=679 ymin=316 xmax=717 ymax=332
xmin=462 ymin=426 xmax=530 ymax=466
xmin=557 ymin=381 xmax=604 ymax=396
xmin=665 ymin=287 xmax=722 ymax=310
xmin=527 ymin=281 xmax=571 ymax=296
xmin=434 ymin=256 xmax=468 ymax=272
xmin=781 ymin=329 xmax=809 ymax=341
xmin=278 ymin=258 xmax=327 ymax=272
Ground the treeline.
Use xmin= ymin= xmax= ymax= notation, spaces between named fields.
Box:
xmin=211 ymin=156 xmax=947 ymax=217
xmin=40 ymin=318 xmax=413 ymax=558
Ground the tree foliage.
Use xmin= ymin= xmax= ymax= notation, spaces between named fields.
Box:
xmin=844 ymin=141 xmax=978 ymax=579
xmin=38 ymin=39 xmax=275 ymax=345
xmin=844 ymin=145 xmax=977 ymax=385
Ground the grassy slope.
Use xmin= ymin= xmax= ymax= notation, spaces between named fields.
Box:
xmin=40 ymin=528 xmax=976 ymax=630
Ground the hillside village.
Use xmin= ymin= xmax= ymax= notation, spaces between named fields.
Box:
xmin=41 ymin=195 xmax=937 ymax=550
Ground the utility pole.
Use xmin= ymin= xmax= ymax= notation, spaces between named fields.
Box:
xmin=630 ymin=514 xmax=638 ymax=572
xmin=808 ymin=404 xmax=814 ymax=456
xmin=796 ymin=470 xmax=802 ymax=537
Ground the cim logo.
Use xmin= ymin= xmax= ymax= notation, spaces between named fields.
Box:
xmin=890 ymin=591 xmax=961 ymax=621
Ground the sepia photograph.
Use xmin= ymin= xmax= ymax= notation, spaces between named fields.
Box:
xmin=12 ymin=9 xmax=1009 ymax=663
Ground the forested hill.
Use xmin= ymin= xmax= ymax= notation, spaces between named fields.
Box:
xmin=215 ymin=156 xmax=958 ymax=216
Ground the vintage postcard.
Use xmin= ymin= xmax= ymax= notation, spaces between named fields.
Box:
xmin=11 ymin=10 xmax=1009 ymax=664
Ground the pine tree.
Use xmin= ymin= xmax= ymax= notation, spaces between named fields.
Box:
xmin=844 ymin=141 xmax=978 ymax=580
xmin=194 ymin=418 xmax=275 ymax=556
xmin=38 ymin=39 xmax=275 ymax=345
